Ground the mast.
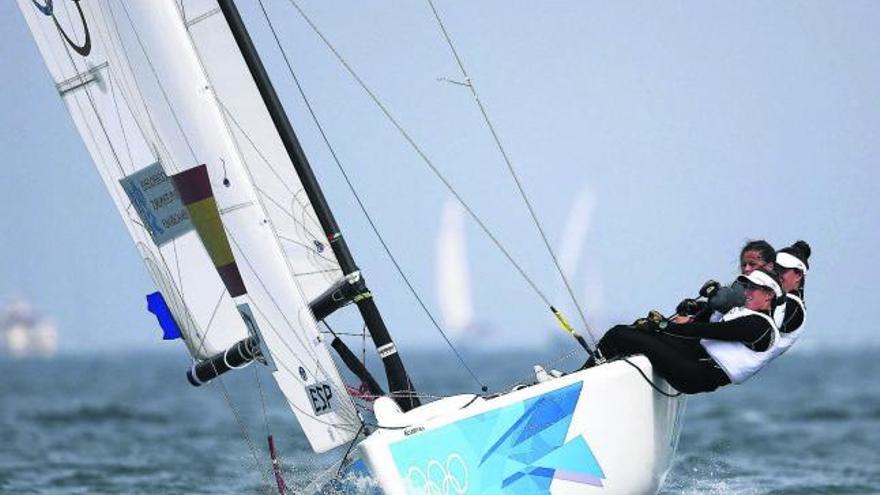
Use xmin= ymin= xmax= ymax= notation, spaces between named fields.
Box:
xmin=215 ymin=0 xmax=419 ymax=410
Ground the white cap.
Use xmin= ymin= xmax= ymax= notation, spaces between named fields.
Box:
xmin=776 ymin=252 xmax=808 ymax=273
xmin=737 ymin=270 xmax=783 ymax=298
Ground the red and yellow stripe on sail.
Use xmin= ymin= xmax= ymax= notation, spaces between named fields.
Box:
xmin=171 ymin=164 xmax=247 ymax=298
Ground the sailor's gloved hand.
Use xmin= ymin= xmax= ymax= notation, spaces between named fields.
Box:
xmin=676 ymin=298 xmax=701 ymax=317
xmin=633 ymin=311 xmax=664 ymax=332
xmin=647 ymin=310 xmax=665 ymax=324
xmin=699 ymin=280 xmax=721 ymax=299
xmin=632 ymin=318 xmax=658 ymax=331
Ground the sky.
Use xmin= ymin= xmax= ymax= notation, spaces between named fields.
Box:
xmin=1 ymin=1 xmax=878 ymax=357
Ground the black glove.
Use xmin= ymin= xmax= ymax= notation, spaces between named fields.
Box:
xmin=676 ymin=298 xmax=701 ymax=317
xmin=633 ymin=310 xmax=664 ymax=331
xmin=647 ymin=310 xmax=665 ymax=323
xmin=632 ymin=318 xmax=658 ymax=331
xmin=699 ymin=280 xmax=721 ymax=299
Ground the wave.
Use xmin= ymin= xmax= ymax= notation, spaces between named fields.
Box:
xmin=28 ymin=404 xmax=168 ymax=426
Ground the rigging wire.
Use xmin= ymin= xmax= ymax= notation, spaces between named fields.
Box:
xmin=424 ymin=0 xmax=601 ymax=352
xmin=257 ymin=0 xmax=487 ymax=393
xmin=281 ymin=0 xmax=557 ymax=315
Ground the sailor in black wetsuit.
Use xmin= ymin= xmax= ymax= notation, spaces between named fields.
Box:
xmin=771 ymin=241 xmax=811 ymax=355
xmin=593 ymin=270 xmax=783 ymax=394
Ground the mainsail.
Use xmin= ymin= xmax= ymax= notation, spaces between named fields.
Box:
xmin=18 ymin=0 xmax=358 ymax=452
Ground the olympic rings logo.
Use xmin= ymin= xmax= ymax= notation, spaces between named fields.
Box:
xmin=32 ymin=0 xmax=92 ymax=56
xmin=404 ymin=453 xmax=469 ymax=495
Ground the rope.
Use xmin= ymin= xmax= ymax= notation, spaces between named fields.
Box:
xmin=620 ymin=357 xmax=683 ymax=398
xmin=337 ymin=423 xmax=366 ymax=475
xmin=425 ymin=0 xmax=601 ymax=354
xmin=258 ymin=0 xmax=487 ymax=393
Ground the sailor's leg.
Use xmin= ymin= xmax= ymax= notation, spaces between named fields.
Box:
xmin=596 ymin=324 xmax=647 ymax=359
xmin=598 ymin=326 xmax=729 ymax=393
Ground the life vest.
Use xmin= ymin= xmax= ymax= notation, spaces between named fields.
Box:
xmin=773 ymin=293 xmax=806 ymax=357
xmin=700 ymin=307 xmax=780 ymax=384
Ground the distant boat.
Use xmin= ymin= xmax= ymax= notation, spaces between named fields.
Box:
xmin=435 ymin=196 xmax=475 ymax=339
xmin=1 ymin=299 xmax=58 ymax=359
xmin=557 ymin=187 xmax=605 ymax=324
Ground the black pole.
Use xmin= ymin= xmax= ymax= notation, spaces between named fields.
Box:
xmin=187 ymin=337 xmax=260 ymax=386
xmin=216 ymin=0 xmax=419 ymax=410
xmin=330 ymin=337 xmax=385 ymax=398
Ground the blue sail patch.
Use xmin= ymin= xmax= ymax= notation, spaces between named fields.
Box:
xmin=146 ymin=292 xmax=182 ymax=340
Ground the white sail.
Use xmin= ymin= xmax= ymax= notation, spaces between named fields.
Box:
xmin=18 ymin=0 xmax=358 ymax=452
xmin=179 ymin=1 xmax=343 ymax=304
xmin=16 ymin=0 xmax=245 ymax=360
xmin=435 ymin=197 xmax=473 ymax=337
xmin=557 ymin=186 xmax=605 ymax=318
xmin=558 ymin=187 xmax=596 ymax=284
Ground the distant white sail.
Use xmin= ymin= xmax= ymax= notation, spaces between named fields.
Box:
xmin=558 ymin=187 xmax=596 ymax=283
xmin=18 ymin=0 xmax=357 ymax=452
xmin=557 ymin=187 xmax=605 ymax=318
xmin=435 ymin=197 xmax=473 ymax=336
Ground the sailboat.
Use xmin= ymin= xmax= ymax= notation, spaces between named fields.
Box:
xmin=436 ymin=188 xmax=603 ymax=348
xmin=435 ymin=197 xmax=476 ymax=341
xmin=1 ymin=299 xmax=58 ymax=359
xmin=18 ymin=1 xmax=685 ymax=493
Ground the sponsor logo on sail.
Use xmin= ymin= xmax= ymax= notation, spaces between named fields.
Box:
xmin=32 ymin=0 xmax=92 ymax=56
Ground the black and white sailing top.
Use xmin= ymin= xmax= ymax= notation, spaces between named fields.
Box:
xmin=772 ymin=292 xmax=807 ymax=357
xmin=665 ymin=307 xmax=779 ymax=384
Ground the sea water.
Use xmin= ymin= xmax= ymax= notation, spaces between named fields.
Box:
xmin=1 ymin=347 xmax=878 ymax=494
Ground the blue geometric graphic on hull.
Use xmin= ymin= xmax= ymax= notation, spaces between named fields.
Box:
xmin=390 ymin=381 xmax=604 ymax=494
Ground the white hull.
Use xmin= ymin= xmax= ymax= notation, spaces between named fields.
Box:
xmin=359 ymin=356 xmax=685 ymax=494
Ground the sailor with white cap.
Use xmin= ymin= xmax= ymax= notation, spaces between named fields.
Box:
xmin=592 ymin=268 xmax=785 ymax=393
xmin=772 ymin=241 xmax=811 ymax=356
xmin=695 ymin=269 xmax=783 ymax=385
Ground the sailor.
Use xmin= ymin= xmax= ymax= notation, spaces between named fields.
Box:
xmin=705 ymin=240 xmax=777 ymax=317
xmin=592 ymin=269 xmax=783 ymax=394
xmin=771 ymin=240 xmax=811 ymax=355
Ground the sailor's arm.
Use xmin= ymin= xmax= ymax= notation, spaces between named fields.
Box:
xmin=664 ymin=315 xmax=772 ymax=348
